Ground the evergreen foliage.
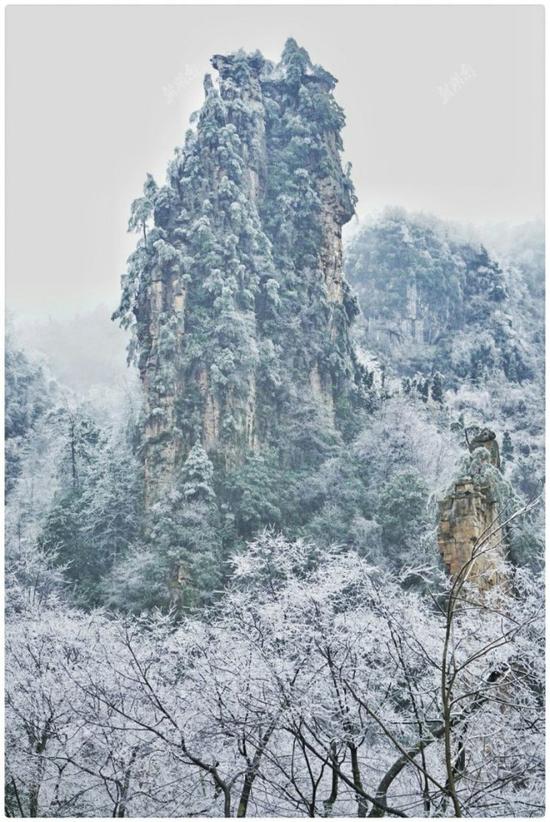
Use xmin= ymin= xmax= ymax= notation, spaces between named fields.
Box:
xmin=37 ymin=408 xmax=142 ymax=606
xmin=4 ymin=36 xmax=545 ymax=819
xmin=113 ymin=39 xmax=364 ymax=459
xmin=5 ymin=338 xmax=55 ymax=495
xmin=345 ymin=208 xmax=533 ymax=386
xmin=5 ymin=43 xmax=544 ymax=620
xmin=110 ymin=40 xmax=371 ymax=599
xmin=103 ymin=443 xmax=221 ymax=613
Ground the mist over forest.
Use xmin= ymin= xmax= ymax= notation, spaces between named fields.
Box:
xmin=8 ymin=218 xmax=539 ymax=379
xmin=5 ymin=36 xmax=544 ymax=819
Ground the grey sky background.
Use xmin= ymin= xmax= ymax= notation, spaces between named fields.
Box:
xmin=6 ymin=4 xmax=544 ymax=319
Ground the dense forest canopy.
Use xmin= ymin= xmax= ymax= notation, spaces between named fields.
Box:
xmin=5 ymin=39 xmax=544 ymax=818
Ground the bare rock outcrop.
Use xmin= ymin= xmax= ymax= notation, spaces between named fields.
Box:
xmin=438 ymin=429 xmax=508 ymax=587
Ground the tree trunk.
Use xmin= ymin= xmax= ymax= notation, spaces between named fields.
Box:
xmin=349 ymin=743 xmax=368 ymax=817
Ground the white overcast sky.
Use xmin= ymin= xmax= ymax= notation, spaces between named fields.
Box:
xmin=6 ymin=4 xmax=544 ymax=318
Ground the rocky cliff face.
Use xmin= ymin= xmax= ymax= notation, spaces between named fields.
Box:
xmin=437 ymin=429 xmax=508 ymax=586
xmin=114 ymin=40 xmax=363 ymax=508
xmin=345 ymin=210 xmax=533 ymax=388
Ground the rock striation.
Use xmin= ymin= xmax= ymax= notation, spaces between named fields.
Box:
xmin=437 ymin=428 xmax=508 ymax=587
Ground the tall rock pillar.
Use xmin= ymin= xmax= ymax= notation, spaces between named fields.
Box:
xmin=437 ymin=429 xmax=508 ymax=587
xmin=114 ymin=39 xmax=362 ymax=510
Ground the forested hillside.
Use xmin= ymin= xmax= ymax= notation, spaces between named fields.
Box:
xmin=5 ymin=40 xmax=544 ymax=818
xmin=345 ymin=211 xmax=544 ymax=537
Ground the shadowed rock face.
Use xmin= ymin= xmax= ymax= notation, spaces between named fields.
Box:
xmin=115 ymin=40 xmax=362 ymax=508
xmin=438 ymin=429 xmax=507 ymax=587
